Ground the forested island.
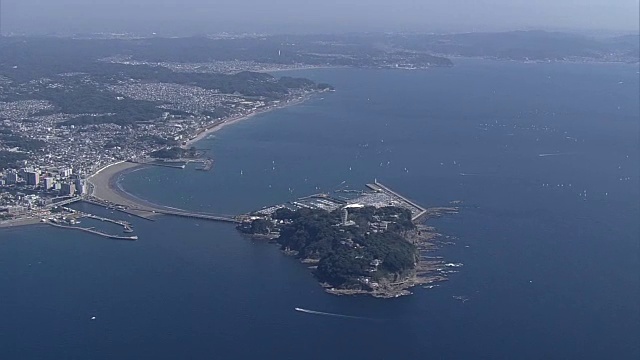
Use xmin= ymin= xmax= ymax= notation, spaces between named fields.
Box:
xmin=239 ymin=205 xmax=450 ymax=297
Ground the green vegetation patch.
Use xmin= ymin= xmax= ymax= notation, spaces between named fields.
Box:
xmin=259 ymin=206 xmax=418 ymax=288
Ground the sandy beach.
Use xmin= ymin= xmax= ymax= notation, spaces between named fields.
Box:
xmin=184 ymin=94 xmax=312 ymax=147
xmin=87 ymin=161 xmax=147 ymax=207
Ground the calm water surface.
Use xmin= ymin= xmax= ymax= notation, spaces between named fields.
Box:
xmin=1 ymin=60 xmax=638 ymax=359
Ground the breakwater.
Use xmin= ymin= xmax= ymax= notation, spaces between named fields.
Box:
xmin=46 ymin=221 xmax=138 ymax=240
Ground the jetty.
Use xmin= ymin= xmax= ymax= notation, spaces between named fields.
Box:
xmin=46 ymin=221 xmax=138 ymax=240
xmin=366 ymin=180 xmax=427 ymax=221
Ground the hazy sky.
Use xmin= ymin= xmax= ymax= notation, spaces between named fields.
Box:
xmin=2 ymin=0 xmax=639 ymax=35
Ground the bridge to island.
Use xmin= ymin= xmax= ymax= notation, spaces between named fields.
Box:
xmin=55 ymin=197 xmax=241 ymax=224
xmin=134 ymin=207 xmax=241 ymax=223
xmin=56 ymin=180 xmax=425 ymax=225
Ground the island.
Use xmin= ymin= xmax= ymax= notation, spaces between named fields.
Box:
xmin=237 ymin=181 xmax=459 ymax=298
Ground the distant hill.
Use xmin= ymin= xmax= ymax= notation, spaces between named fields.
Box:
xmin=393 ymin=30 xmax=639 ymax=63
xmin=0 ymin=31 xmax=636 ymax=85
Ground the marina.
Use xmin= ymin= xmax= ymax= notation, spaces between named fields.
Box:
xmin=252 ymin=180 xmax=427 ymax=220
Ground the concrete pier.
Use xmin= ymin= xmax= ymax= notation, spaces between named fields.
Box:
xmin=366 ymin=180 xmax=427 ymax=221
xmin=46 ymin=221 xmax=138 ymax=240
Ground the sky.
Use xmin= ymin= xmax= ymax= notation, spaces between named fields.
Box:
xmin=1 ymin=0 xmax=639 ymax=35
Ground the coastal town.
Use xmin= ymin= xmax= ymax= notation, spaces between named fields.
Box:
xmin=0 ymin=65 xmax=330 ymax=226
xmin=1 ymin=31 xmax=633 ymax=297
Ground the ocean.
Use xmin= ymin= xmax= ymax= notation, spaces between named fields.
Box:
xmin=1 ymin=60 xmax=638 ymax=359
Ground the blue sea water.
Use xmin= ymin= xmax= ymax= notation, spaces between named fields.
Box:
xmin=1 ymin=60 xmax=638 ymax=359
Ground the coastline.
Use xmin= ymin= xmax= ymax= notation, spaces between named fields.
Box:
xmin=2 ymin=90 xmax=320 ymax=228
xmin=87 ymin=93 xmax=317 ymax=210
xmin=87 ymin=161 xmax=146 ymax=208
xmin=183 ymin=93 xmax=313 ymax=147
xmin=0 ymin=216 xmax=43 ymax=229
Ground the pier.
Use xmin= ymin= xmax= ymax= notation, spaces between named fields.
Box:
xmin=81 ymin=211 xmax=134 ymax=229
xmin=134 ymin=160 xmax=186 ymax=169
xmin=365 ymin=180 xmax=427 ymax=221
xmin=46 ymin=221 xmax=138 ymax=240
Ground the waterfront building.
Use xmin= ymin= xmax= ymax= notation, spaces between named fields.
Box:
xmin=61 ymin=183 xmax=76 ymax=196
xmin=25 ymin=171 xmax=40 ymax=186
xmin=75 ymin=179 xmax=86 ymax=195
xmin=43 ymin=177 xmax=54 ymax=190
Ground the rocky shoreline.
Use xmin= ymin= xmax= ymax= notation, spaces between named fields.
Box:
xmin=321 ymin=224 xmax=454 ymax=298
xmin=251 ymin=206 xmax=460 ymax=298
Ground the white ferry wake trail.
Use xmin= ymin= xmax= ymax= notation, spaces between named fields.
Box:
xmin=294 ymin=307 xmax=374 ymax=321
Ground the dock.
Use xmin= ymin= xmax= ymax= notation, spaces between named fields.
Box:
xmin=142 ymin=161 xmax=186 ymax=169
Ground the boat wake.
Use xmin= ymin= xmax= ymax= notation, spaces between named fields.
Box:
xmin=294 ymin=307 xmax=371 ymax=320
xmin=538 ymin=153 xmax=572 ymax=157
